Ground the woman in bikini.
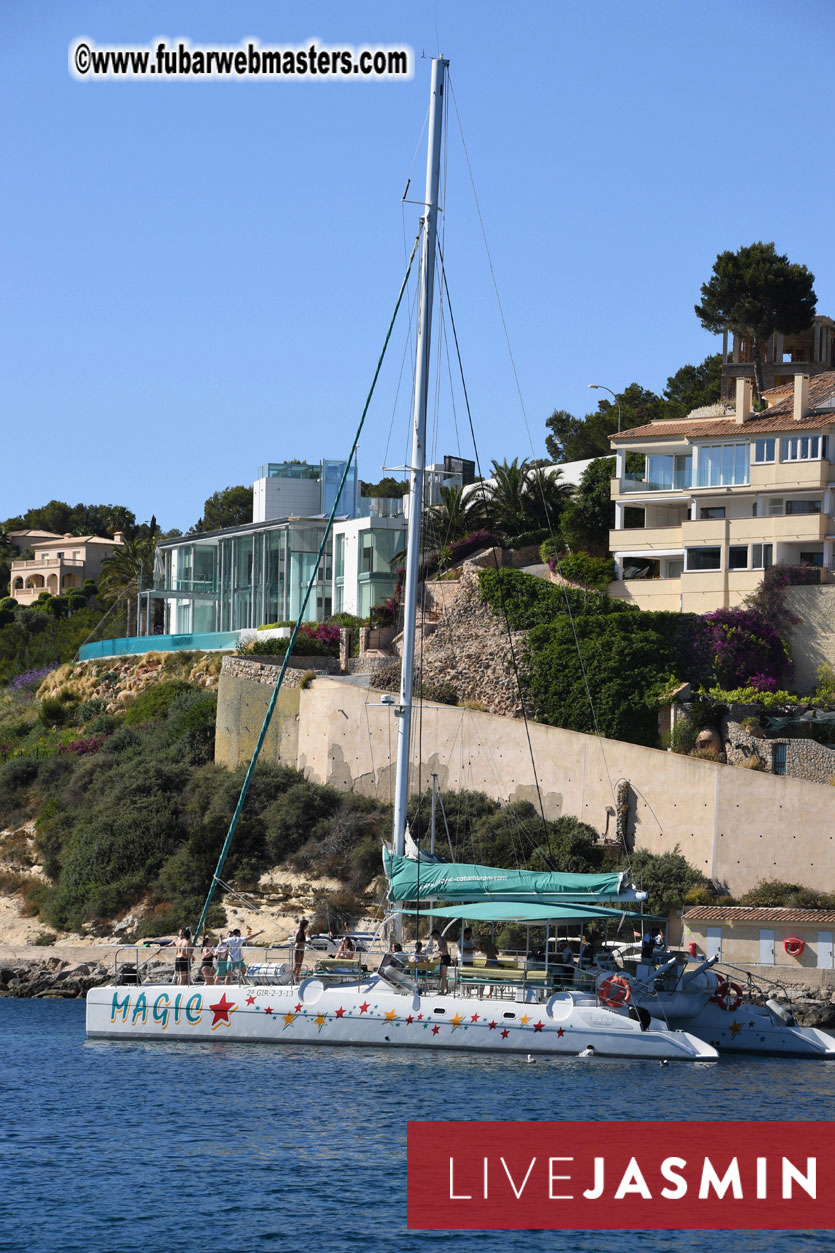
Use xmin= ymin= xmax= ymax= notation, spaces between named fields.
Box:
xmin=199 ymin=936 xmax=215 ymax=985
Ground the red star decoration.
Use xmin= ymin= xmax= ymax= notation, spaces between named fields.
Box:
xmin=501 ymin=1029 xmax=509 ymax=1039
xmin=487 ymin=1020 xmax=498 ymax=1030
xmin=359 ymin=1001 xmax=370 ymax=1014
xmin=533 ymin=1021 xmax=544 ymax=1033
xmin=749 ymin=1021 xmax=755 ymax=1028
xmin=245 ymin=995 xmax=255 ymax=1006
xmin=557 ymin=1028 xmax=565 ymax=1038
xmin=294 ymin=1002 xmax=303 ymax=1013
xmin=470 ymin=1013 xmax=480 ymax=1023
xmin=208 ymin=993 xmax=235 ymax=1026
xmin=335 ymin=1007 xmax=345 ymax=1018
xmin=432 ymin=1024 xmax=440 ymax=1035
xmin=263 ymin=1006 xmax=273 ymax=1015
xmin=417 ymin=1013 xmax=424 ymax=1020
xmin=406 ymin=1015 xmax=414 ymax=1024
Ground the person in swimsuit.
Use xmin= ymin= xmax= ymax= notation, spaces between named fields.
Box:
xmin=173 ymin=928 xmax=193 ymax=986
xmin=293 ymin=919 xmax=308 ymax=980
xmin=335 ymin=934 xmax=355 ymax=959
xmin=199 ymin=937 xmax=215 ymax=985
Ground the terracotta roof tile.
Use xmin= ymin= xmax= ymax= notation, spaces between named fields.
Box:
xmin=612 ymin=371 xmax=835 ymax=442
xmin=683 ymin=906 xmax=835 ymax=925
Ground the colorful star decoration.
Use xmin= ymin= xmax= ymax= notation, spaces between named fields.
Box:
xmin=359 ymin=1002 xmax=370 ymax=1014
xmin=335 ymin=1006 xmax=345 ymax=1018
xmin=431 ymin=1025 xmax=440 ymax=1035
xmin=450 ymin=1013 xmax=463 ymax=1030
xmin=556 ymin=1028 xmax=565 ymax=1038
xmin=315 ymin=1013 xmax=326 ymax=1031
xmin=533 ymin=1021 xmax=544 ymax=1033
xmin=730 ymin=1020 xmax=743 ymax=1037
xmin=384 ymin=1009 xmax=398 ymax=1023
xmin=501 ymin=1029 xmax=509 ymax=1039
xmin=263 ymin=1006 xmax=273 ymax=1015
xmin=208 ymin=993 xmax=236 ymax=1028
xmin=245 ymin=995 xmax=255 ymax=1006
xmin=283 ymin=1012 xmax=296 ymax=1027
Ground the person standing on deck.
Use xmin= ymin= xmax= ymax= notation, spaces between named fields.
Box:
xmin=224 ymin=927 xmax=263 ymax=984
xmin=293 ymin=919 xmax=309 ymax=980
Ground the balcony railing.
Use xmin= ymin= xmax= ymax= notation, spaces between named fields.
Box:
xmin=10 ymin=558 xmax=86 ymax=570
xmin=619 ymin=472 xmax=692 ymax=494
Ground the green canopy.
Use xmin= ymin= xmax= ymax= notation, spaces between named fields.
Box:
xmin=384 ymin=851 xmax=642 ymax=904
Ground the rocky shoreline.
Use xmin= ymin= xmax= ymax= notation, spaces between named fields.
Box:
xmin=0 ymin=956 xmax=112 ymax=998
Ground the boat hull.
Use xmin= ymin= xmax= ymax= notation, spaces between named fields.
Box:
xmin=86 ymin=976 xmax=717 ymax=1060
xmin=659 ymin=1002 xmax=835 ymax=1057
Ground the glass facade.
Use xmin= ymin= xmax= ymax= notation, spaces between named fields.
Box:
xmin=156 ymin=519 xmax=331 ymax=633
xmin=696 ymin=443 xmax=748 ymax=487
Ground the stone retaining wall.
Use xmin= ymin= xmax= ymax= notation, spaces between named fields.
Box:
xmin=223 ymin=655 xmax=338 ymax=686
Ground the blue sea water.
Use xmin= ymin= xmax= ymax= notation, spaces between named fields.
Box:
xmin=1 ymin=998 xmax=833 ymax=1253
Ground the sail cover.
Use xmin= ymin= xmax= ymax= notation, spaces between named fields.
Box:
xmin=383 ymin=852 xmax=638 ymax=903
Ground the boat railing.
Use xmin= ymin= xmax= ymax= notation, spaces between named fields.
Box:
xmin=112 ymin=943 xmax=313 ymax=987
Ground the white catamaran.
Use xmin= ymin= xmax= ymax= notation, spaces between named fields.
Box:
xmin=87 ymin=58 xmax=718 ymax=1061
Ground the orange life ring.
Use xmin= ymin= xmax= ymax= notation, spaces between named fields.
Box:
xmin=709 ymin=976 xmax=743 ymax=1012
xmin=784 ymin=937 xmax=805 ymax=957
xmin=598 ymin=975 xmax=631 ymax=1008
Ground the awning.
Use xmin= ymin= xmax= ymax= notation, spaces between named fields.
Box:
xmin=396 ymin=902 xmax=662 ymax=924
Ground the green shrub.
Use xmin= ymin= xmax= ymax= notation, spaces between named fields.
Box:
xmin=123 ymin=680 xmax=193 ymax=725
xmin=243 ymin=633 xmax=336 ymax=658
xmin=39 ymin=696 xmax=68 ymax=726
xmin=557 ymin=552 xmax=616 ymax=591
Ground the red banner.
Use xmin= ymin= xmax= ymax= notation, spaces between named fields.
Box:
xmin=407 ymin=1121 xmax=834 ymax=1229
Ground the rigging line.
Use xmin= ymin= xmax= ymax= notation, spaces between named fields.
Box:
xmin=448 ymin=75 xmax=535 ymax=447
xmin=72 ymin=584 xmax=132 ymax=662
xmin=382 ymin=278 xmax=420 ymax=473
xmin=449 ymin=80 xmax=623 ymax=840
xmin=436 ymin=247 xmax=553 ymax=867
xmin=437 ymin=263 xmax=621 ymax=852
xmin=193 ymin=233 xmax=421 ymax=942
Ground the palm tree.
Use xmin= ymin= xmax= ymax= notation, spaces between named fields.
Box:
xmin=478 ymin=457 xmax=532 ymax=539
xmin=98 ymin=527 xmax=159 ymax=636
xmin=520 ymin=465 xmax=572 ymax=533
xmin=425 ymin=483 xmax=482 ymax=547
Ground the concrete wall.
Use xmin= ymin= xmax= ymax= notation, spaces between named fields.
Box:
xmin=215 ymin=672 xmax=835 ymax=896
xmin=786 ymin=584 xmax=835 ymax=693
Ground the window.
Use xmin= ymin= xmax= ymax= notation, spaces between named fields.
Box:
xmin=700 ymin=507 xmax=726 ymax=520
xmin=753 ymin=438 xmax=775 ymax=463
xmin=767 ymin=498 xmax=784 ymax=516
xmin=686 ymin=547 xmax=721 ymax=571
xmin=751 ymin=543 xmax=773 ymax=570
xmin=360 ymin=534 xmax=374 ymax=574
xmin=773 ymin=743 xmax=788 ymax=776
xmin=785 ymin=499 xmax=822 ymax=515
xmin=696 ymin=443 xmax=748 ymax=487
xmin=335 ymin=534 xmax=345 ymax=579
xmin=781 ymin=434 xmax=827 ymax=461
xmin=728 ymin=546 xmax=748 ymax=570
xmin=799 ymin=551 xmax=823 ymax=568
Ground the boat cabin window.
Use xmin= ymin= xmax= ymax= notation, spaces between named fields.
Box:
xmin=433 ymin=1007 xmax=446 ymax=1014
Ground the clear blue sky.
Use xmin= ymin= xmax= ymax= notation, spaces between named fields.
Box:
xmin=3 ymin=0 xmax=834 ymax=533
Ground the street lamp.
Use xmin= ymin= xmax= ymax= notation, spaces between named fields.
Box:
xmin=588 ymin=383 xmax=622 ymax=434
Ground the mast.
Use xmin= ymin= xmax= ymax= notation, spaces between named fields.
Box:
xmin=392 ymin=56 xmax=448 ymax=858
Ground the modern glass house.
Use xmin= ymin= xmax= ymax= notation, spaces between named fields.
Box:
xmin=153 ymin=518 xmax=334 ymax=633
